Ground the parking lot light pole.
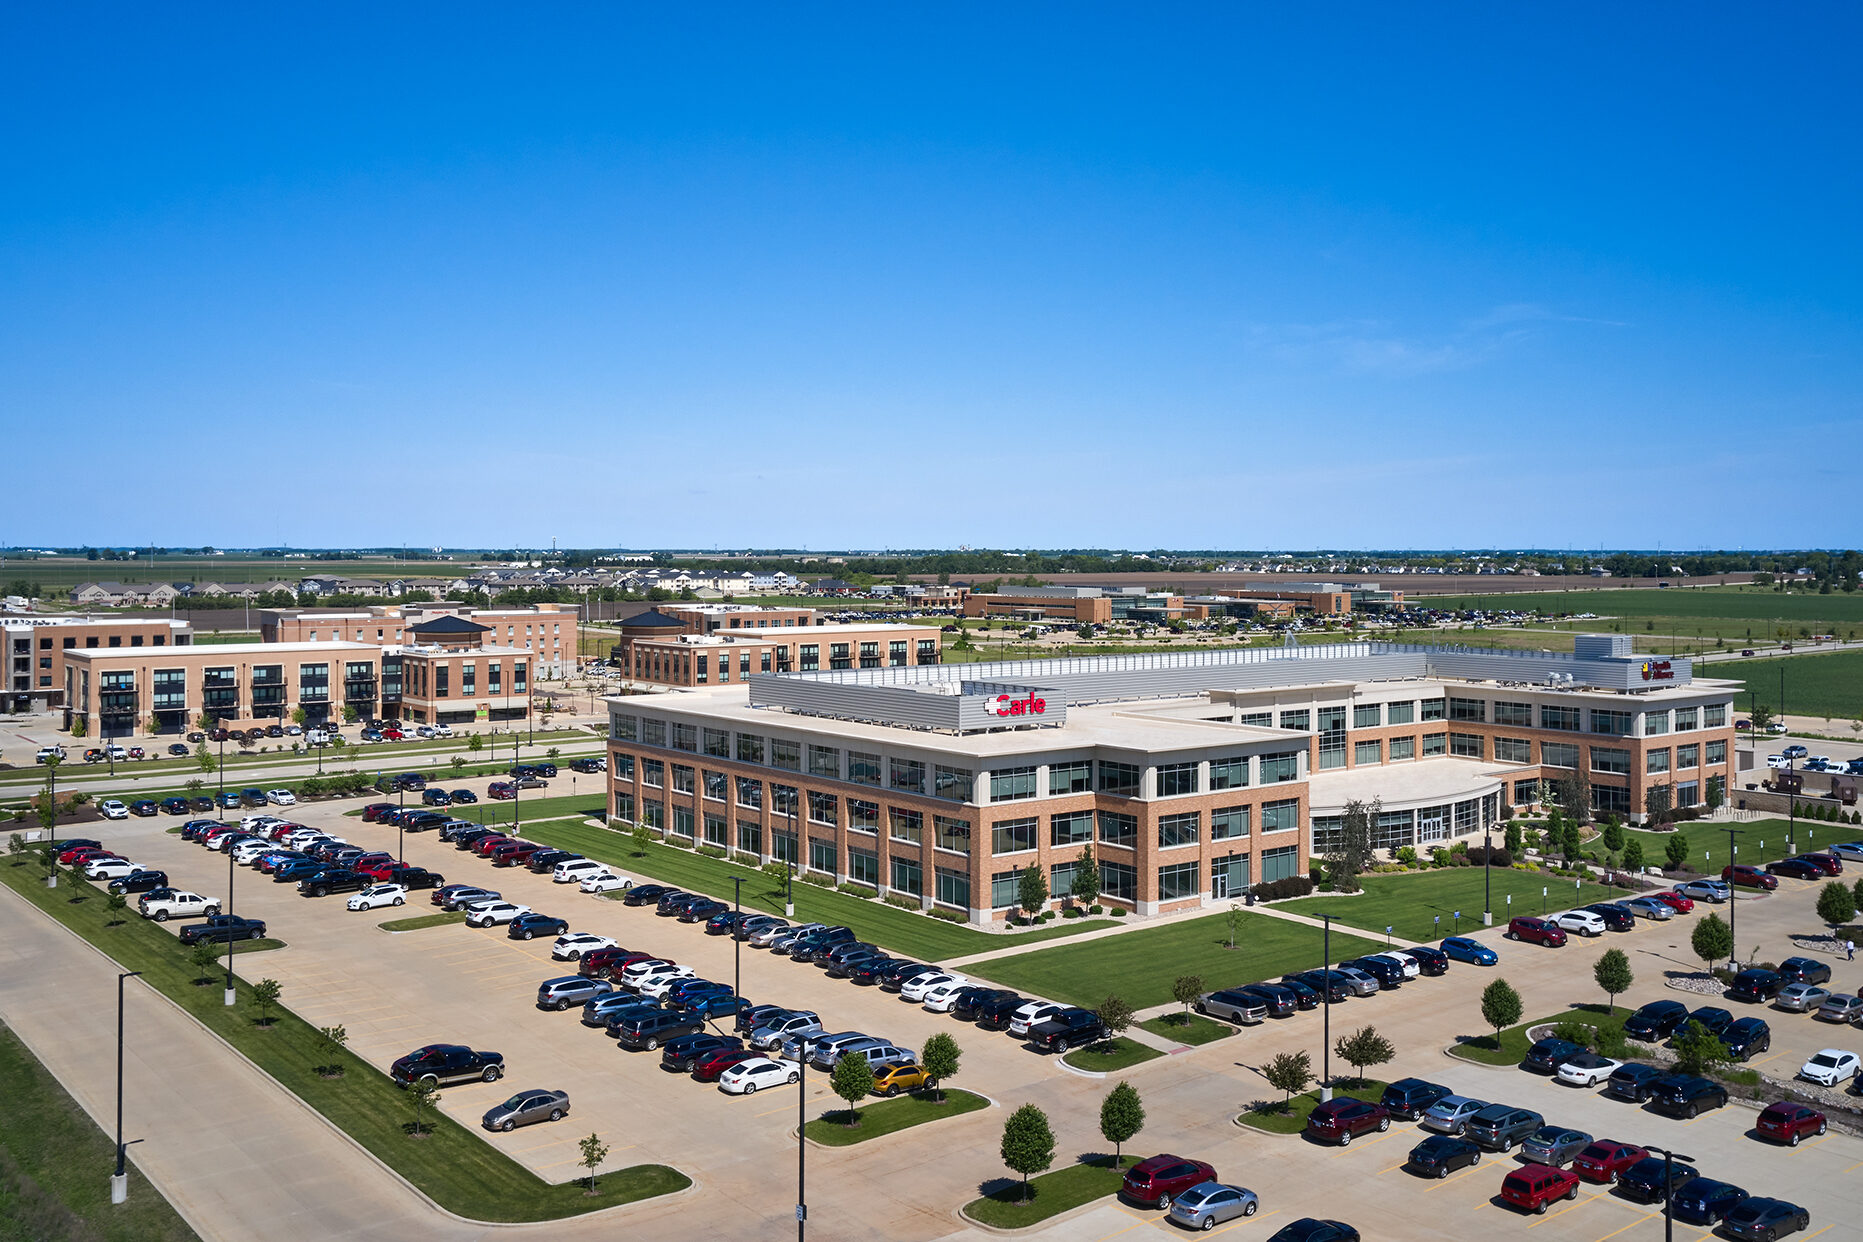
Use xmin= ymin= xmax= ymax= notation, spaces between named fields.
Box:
xmin=1645 ymin=1146 xmax=1694 ymax=1242
xmin=732 ymin=875 xmax=744 ymax=1005
xmin=1319 ymin=913 xmax=1334 ymax=1102
xmin=1721 ymin=826 xmax=1743 ymax=963
xmin=1482 ymin=819 xmax=1494 ymax=926
xmin=114 ymin=969 xmax=143 ymax=1203
xmin=797 ymin=1050 xmax=807 ymax=1242
xmin=224 ymin=844 xmax=237 ymax=1006
xmin=216 ymin=725 xmax=226 ymax=804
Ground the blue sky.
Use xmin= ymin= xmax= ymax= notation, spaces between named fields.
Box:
xmin=4 ymin=4 xmax=1859 ymax=551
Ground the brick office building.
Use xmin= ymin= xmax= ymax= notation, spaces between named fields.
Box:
xmin=4 ymin=616 xmax=194 ymax=714
xmin=609 ymin=610 xmax=942 ymax=689
xmin=602 ymin=635 xmax=1735 ymax=924
xmin=261 ymin=602 xmax=576 ymax=679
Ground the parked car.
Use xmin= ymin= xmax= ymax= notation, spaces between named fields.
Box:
xmin=717 ymin=1056 xmax=800 ymax=1095
xmin=659 ymin=1033 xmax=743 ymax=1072
xmin=107 ymin=869 xmax=169 ymax=895
xmin=1419 ymin=1094 xmax=1487 ymax=1135
xmin=1464 ymin=1104 xmax=1543 ymax=1151
xmin=1340 ymin=956 xmax=1405 ymax=988
xmin=1798 ymin=1049 xmax=1861 ymax=1087
xmin=1230 ymin=983 xmax=1300 ymax=1017
xmin=1648 ymin=1074 xmax=1729 ymax=1118
xmin=1728 ymin=969 xmax=1786 ymax=1003
xmin=1603 ymin=1062 xmax=1665 ymax=1103
xmin=1500 ymin=1164 xmax=1580 ymax=1215
xmin=1028 ymin=1008 xmax=1107 ymax=1054
xmin=870 ymin=1062 xmax=931 ymax=1096
xmin=1816 ymin=993 xmax=1863 ymax=1024
xmin=1755 ymin=1102 xmax=1827 ymax=1147
xmin=1674 ymin=879 xmax=1730 ymax=903
xmin=1571 ymin=1140 xmax=1646 ymax=1184
xmin=1777 ymin=956 xmax=1833 ymax=985
xmin=1723 ymin=1017 xmax=1773 ymax=1059
xmin=1775 ymin=984 xmax=1832 ymax=1014
xmin=1582 ymin=903 xmax=1637 ymax=932
xmin=390 ymin=1044 xmax=504 ymax=1087
xmin=1685 ymin=1007 xmax=1736 ymax=1039
xmin=1622 ymin=896 xmax=1674 ymax=921
xmin=1506 ymin=917 xmax=1567 ymax=948
xmin=1672 ymin=1178 xmax=1751 ymax=1227
xmin=1548 ymin=910 xmax=1607 ymax=938
xmin=1523 ymin=1037 xmax=1584 ymax=1074
xmin=1624 ymin=999 xmax=1690 ymax=1042
xmin=1619 ymin=1154 xmax=1699 ymax=1203
xmin=1440 ymin=936 xmax=1497 ymax=965
xmin=1520 ymin=1125 xmax=1592 ymax=1167
xmin=1121 ymin=1154 xmax=1218 ymax=1209
xmin=1720 ymin=1198 xmax=1811 ymax=1240
xmin=1305 ymin=1099 xmax=1390 ymax=1146
xmin=464 ymin=901 xmax=532 ymax=928
xmin=346 ymin=883 xmax=409 ymax=911
xmin=1165 ymin=1182 xmax=1259 ymax=1230
xmin=1264 ymin=1222 xmax=1359 ymax=1242
xmin=536 ymin=976 xmax=614 ymax=1011
xmin=1405 ymin=1134 xmax=1482 ymax=1178
xmin=177 ymin=914 xmax=268 ymax=945
xmin=1379 ymin=1078 xmax=1451 ymax=1121
xmin=1723 ymin=864 xmax=1778 ymax=891
xmin=1767 ymin=858 xmax=1824 ymax=881
xmin=1554 ymin=1051 xmax=1622 ymax=1087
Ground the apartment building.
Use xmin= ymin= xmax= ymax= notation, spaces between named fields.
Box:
xmin=4 ymin=615 xmax=194 ymax=714
xmin=602 ymin=634 xmax=1735 ymax=924
xmin=614 ymin=622 xmax=942 ymax=689
xmin=260 ymin=602 xmax=576 ymax=678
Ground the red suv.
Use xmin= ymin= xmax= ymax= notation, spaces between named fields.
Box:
xmin=1723 ymin=864 xmax=1777 ymax=890
xmin=1507 ymin=916 xmax=1567 ymax=947
xmin=1571 ymin=1140 xmax=1646 ymax=1184
xmin=492 ymin=841 xmax=541 ymax=867
xmin=361 ymin=802 xmax=397 ymax=822
xmin=1501 ymin=1164 xmax=1580 ymax=1214
xmin=1755 ymin=1102 xmax=1827 ymax=1147
xmin=579 ymin=946 xmax=635 ymax=979
xmin=471 ymin=835 xmax=513 ymax=857
xmin=355 ymin=856 xmax=401 ymax=880
xmin=1121 ymin=1154 xmax=1217 ymax=1209
xmin=1797 ymin=853 xmax=1843 ymax=876
xmin=691 ymin=1048 xmax=762 ymax=1082
xmin=1304 ymin=1099 xmax=1391 ymax=1146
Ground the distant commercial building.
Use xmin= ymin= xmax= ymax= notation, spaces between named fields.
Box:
xmin=4 ymin=615 xmax=194 ymax=714
xmin=610 ymin=609 xmax=941 ymax=688
xmin=604 ymin=634 xmax=1734 ymax=924
xmin=261 ymin=603 xmax=576 ymax=679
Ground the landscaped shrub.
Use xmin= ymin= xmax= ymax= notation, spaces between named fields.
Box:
xmin=696 ymin=845 xmax=728 ymax=859
xmin=882 ymin=893 xmax=920 ymax=911
xmin=1089 ymin=904 xmax=1104 ymax=914
xmin=798 ymin=872 xmax=834 ymax=889
xmin=664 ymin=834 xmax=692 ymax=849
xmin=1111 ymin=907 xmax=1128 ymax=917
xmin=835 ymin=882 xmax=878 ymax=899
xmin=1465 ymin=844 xmax=1513 ymax=868
xmin=926 ymin=907 xmax=965 ymax=922
xmin=1062 ymin=906 xmax=1082 ymax=918
xmin=731 ymin=851 xmax=761 ymax=868
xmin=1249 ymin=876 xmax=1316 ymax=902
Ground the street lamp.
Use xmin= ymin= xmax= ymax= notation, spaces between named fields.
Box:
xmin=732 ymin=875 xmax=744 ymax=1004
xmin=797 ymin=1047 xmax=808 ymax=1242
xmin=113 ymin=969 xmax=143 ymax=1204
xmin=216 ymin=721 xmax=227 ymax=806
xmin=1318 ymin=912 xmax=1334 ymax=1102
xmin=1482 ymin=819 xmax=1494 ymax=927
xmin=1644 ymin=1146 xmax=1695 ymax=1242
xmin=225 ymin=838 xmax=238 ymax=1006
xmin=1722 ymin=826 xmax=1743 ymax=963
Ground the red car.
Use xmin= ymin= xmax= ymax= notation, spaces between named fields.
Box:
xmin=490 ymin=841 xmax=540 ymax=867
xmin=487 ymin=781 xmax=517 ymax=800
xmin=58 ymin=846 xmax=114 ymax=866
xmin=1501 ymin=1164 xmax=1580 ymax=1214
xmin=1755 ymin=1102 xmax=1827 ymax=1147
xmin=471 ymin=835 xmax=513 ymax=857
xmin=1571 ymin=1140 xmax=1647 ymax=1184
xmin=1653 ymin=890 xmax=1694 ymax=914
xmin=1508 ymin=916 xmax=1568 ymax=947
xmin=1723 ymin=864 xmax=1778 ymax=891
xmin=356 ymin=857 xmax=402 ymax=881
xmin=1121 ymin=1154 xmax=1218 ymax=1208
xmin=579 ymin=946 xmax=636 ymax=979
xmin=361 ymin=803 xmax=397 ymax=822
xmin=691 ymin=1048 xmax=762 ymax=1082
xmin=1798 ymin=853 xmax=1843 ymax=876
xmin=1305 ymin=1099 xmax=1390 ymax=1146
xmin=381 ymin=728 xmax=406 ymax=741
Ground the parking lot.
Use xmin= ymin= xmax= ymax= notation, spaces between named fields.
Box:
xmin=47 ymin=799 xmax=1863 ymax=1242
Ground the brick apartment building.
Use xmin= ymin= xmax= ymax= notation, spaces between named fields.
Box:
xmin=4 ymin=615 xmax=195 ymax=714
xmin=261 ymin=602 xmax=576 ymax=678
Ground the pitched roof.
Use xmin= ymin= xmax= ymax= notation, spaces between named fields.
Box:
xmin=619 ymin=609 xmax=690 ymax=629
xmin=408 ymin=614 xmax=491 ymax=635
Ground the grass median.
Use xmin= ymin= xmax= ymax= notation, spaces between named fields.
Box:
xmin=1060 ymin=1037 xmax=1162 ymax=1072
xmin=803 ymin=1088 xmax=989 ymax=1146
xmin=0 ymin=1020 xmax=201 ymax=1242
xmin=1239 ymin=1079 xmax=1387 ymax=1134
xmin=1275 ymin=868 xmax=1620 ymax=944
xmin=962 ymin=1154 xmax=1138 ymax=1229
xmin=968 ymin=910 xmax=1387 ymax=1009
xmin=0 ymin=859 xmax=688 ymax=1220
xmin=1137 ymin=1013 xmax=1234 ymax=1046
xmin=523 ymin=822 xmax=1113 ymax=961
xmin=379 ymin=911 xmax=466 ymax=932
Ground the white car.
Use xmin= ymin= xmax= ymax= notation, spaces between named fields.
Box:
xmin=1830 ymin=842 xmax=1863 ymax=863
xmin=415 ymin=725 xmax=437 ymax=739
xmin=1549 ymin=910 xmax=1607 ymax=938
xmin=431 ymin=724 xmax=453 ymax=738
xmin=1766 ymin=754 xmax=1790 ymax=769
xmin=284 ymin=724 xmax=303 ymax=736
xmin=265 ymin=789 xmax=297 ymax=806
xmin=580 ymin=872 xmax=633 ymax=894
xmin=1554 ymin=1053 xmax=1623 ymax=1087
xmin=636 ymin=966 xmax=698 ymax=998
xmin=240 ymin=814 xmax=283 ymax=832
xmin=920 ymin=979 xmax=972 ymax=1012
xmin=1008 ymin=1001 xmax=1067 ymax=1038
xmin=464 ymin=900 xmax=532 ymax=928
xmin=553 ymin=859 xmax=606 ymax=884
xmin=902 ymin=971 xmax=966 ymax=1003
xmin=718 ymin=1056 xmax=800 ymax=1095
xmin=83 ymin=857 xmax=139 ymax=880
xmin=99 ymin=800 xmax=129 ymax=820
xmin=619 ymin=958 xmax=679 ymax=988
xmin=231 ymin=840 xmax=272 ymax=865
xmin=284 ymin=829 xmax=326 ymax=849
xmin=1799 ymin=1049 xmax=1861 ymax=1087
xmin=1366 ymin=951 xmax=1420 ymax=979
xmin=551 ymin=932 xmax=618 ymax=961
xmin=348 ymin=883 xmax=410 ymax=911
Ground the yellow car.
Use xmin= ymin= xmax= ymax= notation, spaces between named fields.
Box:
xmin=871 ymin=1063 xmax=930 ymax=1097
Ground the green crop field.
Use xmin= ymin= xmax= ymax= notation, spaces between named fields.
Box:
xmin=2 ymin=556 xmax=468 ymax=592
xmin=1425 ymin=587 xmax=1863 ymax=626
xmin=1722 ymin=651 xmax=1863 ymax=722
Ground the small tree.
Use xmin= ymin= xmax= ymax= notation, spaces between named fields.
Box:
xmin=1170 ymin=975 xmax=1204 ymax=1026
xmin=195 ymin=743 xmax=216 ymax=773
xmin=1594 ymin=948 xmax=1634 ymax=1012
xmin=1622 ymin=839 xmax=1645 ymax=873
xmin=1692 ymin=912 xmax=1733 ymax=971
xmin=252 ymin=977 xmax=282 ymax=1027
xmin=1099 ymin=1081 xmax=1145 ymax=1162
xmin=830 ymin=1052 xmax=874 ymax=1126
xmin=1334 ymin=1026 xmax=1395 ymax=1085
xmin=291 ymin=707 xmax=308 ymax=729
xmin=105 ymin=891 xmax=128 ymax=925
xmin=409 ymin=1079 xmax=440 ymax=1137
xmin=1000 ymin=1104 xmax=1056 ymax=1202
xmin=1672 ymin=1020 xmax=1734 ymax=1076
xmin=1096 ymin=994 xmax=1134 ymax=1045
xmin=1226 ymin=902 xmax=1243 ymax=949
xmin=1261 ymin=1050 xmax=1313 ymax=1110
xmin=1705 ymin=774 xmax=1725 ymax=812
xmin=1664 ymin=832 xmax=1690 ymax=871
xmin=1017 ymin=865 xmax=1048 ymax=923
xmin=316 ymin=1024 xmax=349 ymax=1077
xmin=631 ymin=821 xmax=652 ymax=856
xmin=1480 ymin=978 xmax=1523 ymax=1046
xmin=1817 ymin=882 xmax=1856 ymax=931
xmin=1601 ymin=819 xmax=1627 ymax=854
xmin=8 ymin=833 xmax=27 ymax=866
xmin=1504 ymin=820 xmax=1523 ymax=854
xmin=343 ymin=704 xmax=360 ymax=724
xmin=1750 ymin=704 xmax=1776 ymax=732
xmin=577 ymin=1132 xmax=610 ymax=1194
xmin=921 ymin=1032 xmax=960 ymax=1103
xmin=1069 ymin=846 xmax=1100 ymax=906
xmin=1325 ymin=797 xmax=1379 ymax=892
xmin=189 ymin=940 xmax=222 ymax=985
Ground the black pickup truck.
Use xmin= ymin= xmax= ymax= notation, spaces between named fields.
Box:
xmin=178 ymin=914 xmax=268 ymax=946
xmin=1027 ymin=1008 xmax=1106 ymax=1054
xmin=297 ymin=868 xmax=369 ymax=898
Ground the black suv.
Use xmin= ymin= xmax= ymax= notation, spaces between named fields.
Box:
xmin=1722 ymin=1016 xmax=1771 ymax=1060
xmin=1623 ymin=999 xmax=1690 ymax=1041
xmin=1400 ymin=945 xmax=1450 ymax=975
xmin=178 ymin=914 xmax=268 ymax=945
xmin=1233 ymin=983 xmax=1300 ymax=1017
xmin=569 ymin=757 xmax=607 ymax=774
xmin=1726 ymin=969 xmax=1784 ymax=1003
xmin=974 ymin=992 xmax=1030 ymax=1029
xmin=1604 ymin=1062 xmax=1666 ymax=1102
xmin=388 ymin=867 xmax=445 ymax=890
xmin=1648 ymin=1074 xmax=1729 ymax=1119
xmin=297 ymin=868 xmax=369 ymax=898
xmin=1523 ymin=1037 xmax=1584 ymax=1074
xmin=1380 ymin=1077 xmax=1452 ymax=1121
xmin=1583 ymin=903 xmax=1637 ymax=932
xmin=1342 ymin=956 xmax=1405 ymax=988
xmin=1619 ymin=1154 xmax=1697 ymax=1203
xmin=1683 ymin=1007 xmax=1735 ymax=1039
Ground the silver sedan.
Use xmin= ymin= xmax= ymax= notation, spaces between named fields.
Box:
xmin=1776 ymin=984 xmax=1833 ymax=1013
xmin=480 ymin=1088 xmax=570 ymax=1132
xmin=1622 ymin=896 xmax=1674 ymax=921
xmin=1165 ymin=1181 xmax=1259 ymax=1230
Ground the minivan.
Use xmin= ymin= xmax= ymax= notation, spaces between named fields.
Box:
xmin=611 ymin=1010 xmax=705 ymax=1051
xmin=812 ymin=1038 xmax=912 ymax=1072
xmin=1501 ymin=1165 xmax=1580 ymax=1215
xmin=800 ymin=1031 xmax=875 ymax=1067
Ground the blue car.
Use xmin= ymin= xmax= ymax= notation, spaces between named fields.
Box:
xmin=675 ymin=994 xmax=753 ymax=1021
xmin=1441 ymin=936 xmax=1498 ymax=966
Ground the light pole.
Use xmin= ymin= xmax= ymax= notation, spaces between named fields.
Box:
xmin=1722 ymin=826 xmax=1743 ymax=963
xmin=224 ymin=839 xmax=237 ymax=1006
xmin=216 ymin=722 xmax=226 ymax=806
xmin=797 ymin=1048 xmax=807 ymax=1242
xmin=1318 ymin=912 xmax=1334 ymax=1102
xmin=113 ymin=969 xmax=143 ymax=1204
xmin=785 ymin=801 xmax=798 ymax=918
xmin=1482 ymin=819 xmax=1494 ymax=926
xmin=1645 ymin=1146 xmax=1694 ymax=1242
xmin=732 ymin=875 xmax=744 ymax=1003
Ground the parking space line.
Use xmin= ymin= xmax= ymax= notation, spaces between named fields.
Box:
xmin=1591 ymin=1209 xmax=1659 ymax=1242
xmin=1526 ymin=1194 xmax=1595 ymax=1229
xmin=1422 ymin=1165 xmax=1485 ymax=1193
xmin=1330 ymin=1132 xmax=1395 ymax=1157
xmin=1798 ymin=1227 xmax=1832 ymax=1242
xmin=1378 ymin=1161 xmax=1407 ymax=1174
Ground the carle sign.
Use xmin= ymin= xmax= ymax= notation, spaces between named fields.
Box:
xmin=986 ymin=692 xmax=1047 ymax=718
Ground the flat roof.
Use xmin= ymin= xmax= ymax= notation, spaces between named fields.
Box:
xmin=62 ymin=640 xmax=380 ymax=660
xmin=1309 ymin=757 xmax=1508 ymax=809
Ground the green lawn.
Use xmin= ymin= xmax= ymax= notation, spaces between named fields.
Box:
xmin=1138 ymin=1013 xmax=1234 ymax=1046
xmin=967 ymin=910 xmax=1387 ymax=1009
xmin=802 ymin=1088 xmax=988 ymax=1146
xmin=0 ymin=1021 xmax=201 ymax=1242
xmin=0 ymin=860 xmax=688 ymax=1220
xmin=1627 ymin=816 xmax=1852 ymax=874
xmin=437 ymin=792 xmax=610 ymax=828
xmin=522 ymin=822 xmax=1113 ymax=960
xmin=1727 ymin=650 xmax=1863 ymax=722
xmin=379 ymin=911 xmax=466 ymax=932
xmin=1060 ymin=1037 xmax=1162 ymax=1072
xmin=1449 ymin=1007 xmax=1602 ymax=1066
xmin=1276 ymin=868 xmax=1620 ymax=943
xmin=962 ymin=1155 xmax=1138 ymax=1229
xmin=1425 ymin=586 xmax=1863 ymax=626
xmin=1239 ymin=1079 xmax=1387 ymax=1134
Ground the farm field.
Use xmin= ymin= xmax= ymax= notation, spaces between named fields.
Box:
xmin=1425 ymin=586 xmax=1863 ymax=626
xmin=1723 ymin=650 xmax=1863 ymax=722
xmin=2 ymin=556 xmax=470 ymax=592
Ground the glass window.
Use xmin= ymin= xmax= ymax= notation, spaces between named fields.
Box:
xmin=1097 ymin=760 xmax=1142 ymax=797
xmin=640 ymin=798 xmax=663 ymax=828
xmin=1646 ymin=748 xmax=1671 ymax=774
xmin=890 ymin=757 xmax=927 ymax=794
xmin=1540 ymin=704 xmax=1580 ymax=731
xmin=1278 ymin=708 xmax=1310 ymax=731
xmin=1354 ymin=739 xmax=1382 ymax=765
xmin=990 ymin=870 xmax=1023 ymax=908
xmin=1259 ymin=751 xmax=1301 ymax=782
xmin=1494 ymin=737 xmax=1531 ymax=764
xmin=1422 ymin=732 xmax=1446 ymax=757
xmin=1261 ymin=845 xmax=1300 ymax=883
xmin=1706 ymin=739 xmax=1727 ymax=765
xmin=847 ymin=750 xmax=882 ymax=786
xmin=642 ymin=758 xmax=664 ymax=788
xmin=671 ymin=764 xmax=695 ymax=794
xmin=1237 ymin=711 xmax=1272 ymax=727
xmin=1049 ymin=857 xmax=1081 ymax=897
xmin=934 ymin=764 xmax=974 ymax=802
xmin=771 ymin=738 xmax=800 ymax=771
xmin=1703 ymin=703 xmax=1727 ymax=728
xmin=889 ymin=808 xmax=923 ymax=844
xmin=848 ymin=848 xmax=878 ymax=886
xmin=1156 ymin=761 xmax=1199 ymax=796
xmin=1676 ymin=780 xmax=1700 ymax=806
xmin=809 ymin=838 xmax=837 ymax=875
xmin=1211 ymin=805 xmax=1250 ymax=839
xmin=1673 ymin=707 xmax=1698 ymax=732
xmin=1592 ymin=784 xmax=1632 ymax=815
xmin=1261 ymin=799 xmax=1299 ymax=832
xmin=1386 ymin=700 xmax=1415 ymax=725
xmin=1311 ymin=814 xmax=1342 ymax=854
xmin=703 ymin=812 xmax=728 ymax=846
xmin=1416 ymin=804 xmax=1448 ymax=843
xmin=807 ymin=745 xmax=840 ymax=780
xmin=771 ymin=830 xmax=797 ymax=865
xmin=848 ymin=798 xmax=880 ymax=833
xmin=641 ymin=718 xmax=667 ymax=747
xmin=735 ymin=777 xmax=763 ymax=810
xmin=1643 ymin=710 xmax=1670 ymax=737
xmin=1048 ymin=760 xmax=1092 ymax=795
xmin=1450 ymin=732 xmax=1485 ymax=758
xmin=807 ymin=791 xmax=837 ymax=826
xmin=1097 ymin=811 xmax=1136 ymax=846
xmin=1590 ymin=709 xmax=1634 ymax=736
xmin=703 ymin=769 xmax=727 ymax=801
xmin=1494 ymin=701 xmax=1532 ymax=727
xmin=672 ymin=723 xmax=697 ymax=752
xmin=1209 ymin=755 xmax=1249 ymax=790
xmin=1677 ymin=743 xmax=1699 ymax=769
xmin=934 ymin=866 xmax=970 ymax=909
xmin=1420 ymin=698 xmax=1445 ymax=721
xmin=991 ymin=816 xmax=1037 ymax=855
xmin=990 ymin=766 xmax=1038 ymax=802
xmin=891 ymin=856 xmax=922 ymax=896
xmin=1541 ymin=741 xmax=1579 ymax=769
xmin=1158 ymin=812 xmax=1200 ymax=848
xmin=1448 ymin=697 xmax=1486 ymax=723
xmin=771 ymin=783 xmax=798 ymax=816
xmin=671 ymin=805 xmax=694 ymax=839
xmin=702 ymin=727 xmax=729 ymax=757
xmin=1591 ymin=746 xmax=1631 ymax=775
xmin=1101 ymin=861 xmax=1136 ymax=901
xmin=1316 ymin=705 xmax=1346 ymax=770
xmin=1353 ymin=703 xmax=1382 ymax=728
xmin=1050 ymin=810 xmax=1094 ymax=846
xmin=1389 ymin=735 xmax=1415 ymax=760
xmin=613 ymin=791 xmax=636 ymax=822
xmin=1375 ymin=809 xmax=1415 ymax=852
xmin=1157 ymin=861 xmax=1200 ymax=901
xmin=934 ymin=816 xmax=972 ymax=852
xmin=737 ymin=820 xmax=762 ymax=855
xmin=736 ymin=733 xmax=764 ymax=764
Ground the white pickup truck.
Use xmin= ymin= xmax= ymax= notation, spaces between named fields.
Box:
xmin=139 ymin=890 xmax=221 ymax=922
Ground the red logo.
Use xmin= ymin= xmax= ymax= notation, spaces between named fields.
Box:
xmin=986 ymin=693 xmax=1047 ymax=718
xmin=1640 ymin=660 xmax=1674 ymax=681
